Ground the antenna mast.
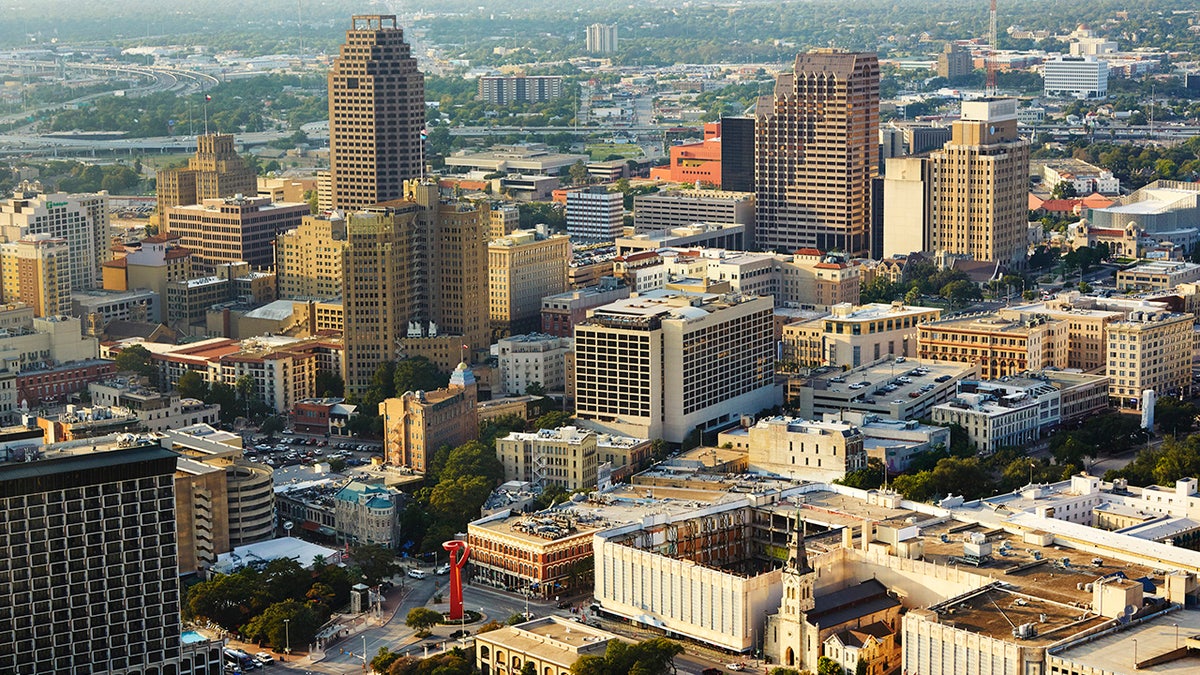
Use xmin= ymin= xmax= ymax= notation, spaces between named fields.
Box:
xmin=986 ymin=0 xmax=999 ymax=97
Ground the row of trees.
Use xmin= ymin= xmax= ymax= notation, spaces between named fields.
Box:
xmin=858 ymin=259 xmax=980 ymax=307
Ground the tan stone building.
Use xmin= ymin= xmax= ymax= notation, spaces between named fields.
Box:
xmin=1106 ymin=310 xmax=1193 ymax=408
xmin=475 ymin=617 xmax=621 ymax=675
xmin=781 ymin=302 xmax=942 ymax=369
xmin=490 ymin=203 xmax=520 ymax=240
xmin=164 ymin=195 xmax=308 ymax=271
xmin=717 ymin=416 xmax=867 ymax=483
xmin=155 ymin=134 xmax=257 ymax=223
xmin=175 ymin=456 xmax=230 ymax=576
xmin=781 ymin=249 xmax=861 ymax=310
xmin=755 ymin=49 xmax=879 ymax=255
xmin=379 ymin=363 xmax=478 ymax=472
xmin=102 ymin=234 xmax=194 ymax=301
xmin=918 ymin=312 xmax=1068 ymax=379
xmin=1005 ymin=299 xmax=1123 ymax=372
xmin=489 ymin=230 xmax=571 ymax=338
xmin=275 ymin=213 xmax=349 ymax=300
xmin=929 ymin=99 xmax=1031 ymax=266
xmin=327 ymin=15 xmax=425 ymax=210
xmin=496 ymin=426 xmax=599 ymax=492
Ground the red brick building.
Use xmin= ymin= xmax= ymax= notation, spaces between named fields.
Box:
xmin=18 ymin=359 xmax=117 ymax=407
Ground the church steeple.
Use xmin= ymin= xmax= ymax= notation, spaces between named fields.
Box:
xmin=789 ymin=509 xmax=812 ymax=574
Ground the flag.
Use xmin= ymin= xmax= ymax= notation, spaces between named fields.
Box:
xmin=462 ymin=344 xmax=469 ymax=350
xmin=205 ymin=94 xmax=212 ymax=102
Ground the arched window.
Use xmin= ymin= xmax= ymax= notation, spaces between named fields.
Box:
xmin=479 ymin=646 xmax=490 ymax=660
xmin=785 ymin=647 xmax=795 ymax=666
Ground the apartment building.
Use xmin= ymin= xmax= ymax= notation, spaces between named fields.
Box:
xmin=497 ymin=333 xmax=573 ymax=396
xmin=755 ymin=49 xmax=879 ymax=255
xmin=164 ymin=195 xmax=309 ymax=271
xmin=102 ymin=234 xmax=193 ymax=301
xmin=88 ymin=377 xmax=220 ymax=432
xmin=477 ymin=75 xmax=563 ymax=104
xmin=1106 ymin=310 xmax=1192 ymax=407
xmin=274 ymin=213 xmax=349 ymax=300
xmin=379 ymin=363 xmax=478 ymax=472
xmin=1116 ymin=260 xmax=1200 ymax=293
xmin=585 ymin=23 xmax=618 ymax=53
xmin=574 ymin=291 xmax=777 ymax=444
xmin=327 ymin=15 xmax=425 ymax=209
xmin=489 ymin=230 xmax=571 ymax=338
xmin=918 ymin=312 xmax=1068 ymax=379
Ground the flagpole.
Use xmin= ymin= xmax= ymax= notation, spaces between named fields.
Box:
xmin=203 ymin=95 xmax=210 ymax=136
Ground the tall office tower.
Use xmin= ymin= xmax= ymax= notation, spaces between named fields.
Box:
xmin=754 ymin=49 xmax=880 ymax=255
xmin=328 ymin=15 xmax=425 ymax=210
xmin=0 ymin=234 xmax=71 ymax=317
xmin=929 ymin=98 xmax=1031 ymax=266
xmin=720 ymin=116 xmax=756 ymax=193
xmin=567 ymin=186 xmax=623 ymax=242
xmin=0 ymin=187 xmax=107 ymax=291
xmin=585 ymin=23 xmax=619 ymax=53
xmin=426 ymin=197 xmax=490 ymax=355
xmin=156 ymin=134 xmax=256 ymax=222
xmin=275 ymin=213 xmax=350 ymax=300
xmin=0 ymin=444 xmax=183 ymax=674
xmin=574 ymin=292 xmax=777 ymax=444
xmin=341 ymin=202 xmax=419 ymax=394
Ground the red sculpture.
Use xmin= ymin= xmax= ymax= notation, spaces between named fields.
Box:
xmin=442 ymin=540 xmax=471 ymax=621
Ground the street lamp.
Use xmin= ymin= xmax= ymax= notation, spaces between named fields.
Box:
xmin=1133 ymin=638 xmax=1137 ymax=667
xmin=283 ymin=618 xmax=290 ymax=655
xmin=1175 ymin=623 xmax=1179 ymax=649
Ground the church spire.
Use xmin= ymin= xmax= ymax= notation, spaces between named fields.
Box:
xmin=790 ymin=508 xmax=811 ymax=574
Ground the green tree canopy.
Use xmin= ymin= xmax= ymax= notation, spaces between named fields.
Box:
xmin=242 ymin=599 xmax=322 ymax=651
xmin=406 ymin=607 xmax=443 ymax=631
xmin=114 ymin=344 xmax=158 ymax=378
xmin=350 ymin=543 xmax=400 ymax=586
xmin=394 ymin=357 xmax=449 ymax=394
xmin=175 ymin=370 xmax=208 ymax=400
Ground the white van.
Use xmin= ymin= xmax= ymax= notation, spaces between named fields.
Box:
xmin=407 ymin=568 xmax=428 ymax=580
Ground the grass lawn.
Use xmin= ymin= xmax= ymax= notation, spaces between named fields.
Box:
xmin=585 ymin=142 xmax=643 ymax=162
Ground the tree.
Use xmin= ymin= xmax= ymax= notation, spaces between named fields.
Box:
xmin=1153 ymin=436 xmax=1200 ymax=487
xmin=175 ymin=370 xmax=208 ymax=400
xmin=393 ymin=357 xmax=448 ymax=394
xmin=533 ymin=410 xmax=573 ymax=431
xmin=406 ymin=607 xmax=443 ymax=632
xmin=571 ymin=637 xmax=684 ymax=675
xmin=439 ymin=440 xmax=505 ymax=485
xmin=856 ymin=658 xmax=869 ymax=675
xmin=428 ymin=475 xmax=494 ymax=535
xmin=372 ymin=647 xmax=402 ymax=673
xmin=941 ymin=279 xmax=982 ymax=307
xmin=242 ymin=599 xmax=322 ymax=650
xmin=259 ymin=415 xmax=285 ymax=437
xmin=350 ymin=543 xmax=399 ymax=585
xmin=525 ymin=381 xmax=547 ymax=396
xmin=522 ymin=662 xmax=538 ymax=675
xmin=1155 ymin=396 xmax=1198 ymax=437
xmin=817 ymin=656 xmax=842 ymax=675
xmin=1051 ymin=181 xmax=1078 ymax=199
xmin=114 ymin=344 xmax=158 ymax=378
xmin=532 ymin=484 xmax=570 ymax=510
xmin=569 ymin=160 xmax=589 ymax=186
xmin=836 ymin=457 xmax=886 ymax=490
xmin=315 ymin=370 xmax=345 ymax=397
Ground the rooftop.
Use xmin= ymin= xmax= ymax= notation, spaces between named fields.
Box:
xmin=1051 ymin=607 xmax=1200 ymax=673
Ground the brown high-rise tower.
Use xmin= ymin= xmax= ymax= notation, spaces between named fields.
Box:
xmin=754 ymin=49 xmax=879 ymax=255
xmin=328 ymin=15 xmax=425 ymax=210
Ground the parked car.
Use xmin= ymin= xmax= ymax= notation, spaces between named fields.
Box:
xmin=254 ymin=652 xmax=274 ymax=665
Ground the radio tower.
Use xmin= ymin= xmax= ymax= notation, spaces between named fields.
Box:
xmin=986 ymin=0 xmax=998 ymax=96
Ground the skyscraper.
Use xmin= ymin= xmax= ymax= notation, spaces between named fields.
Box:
xmin=328 ymin=15 xmax=426 ymax=210
xmin=929 ymin=98 xmax=1031 ymax=265
xmin=720 ymin=116 xmax=756 ymax=193
xmin=754 ymin=49 xmax=879 ymax=255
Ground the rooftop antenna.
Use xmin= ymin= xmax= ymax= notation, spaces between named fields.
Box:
xmin=986 ymin=0 xmax=999 ymax=97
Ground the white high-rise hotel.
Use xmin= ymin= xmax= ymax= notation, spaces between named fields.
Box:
xmin=574 ymin=291 xmax=778 ymax=444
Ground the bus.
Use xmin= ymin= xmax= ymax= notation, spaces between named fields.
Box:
xmin=223 ymin=648 xmax=256 ymax=670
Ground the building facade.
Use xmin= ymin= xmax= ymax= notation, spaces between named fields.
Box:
xmin=540 ymin=280 xmax=631 ymax=338
xmin=155 ymin=134 xmax=257 ymax=223
xmin=379 ymin=363 xmax=478 ymax=472
xmin=929 ymin=98 xmax=1031 ymax=266
xmin=719 ymin=416 xmax=868 ymax=483
xmin=1106 ymin=310 xmax=1192 ymax=407
xmin=1043 ymin=55 xmax=1108 ymax=99
xmin=917 ymin=312 xmax=1068 ymax=379
xmin=497 ymin=333 xmax=573 ymax=396
xmin=496 ymin=426 xmax=600 ymax=492
xmin=0 ymin=444 xmax=186 ymax=674
xmin=489 ymin=230 xmax=571 ymax=338
xmin=574 ymin=292 xmax=777 ymax=444
xmin=327 ymin=15 xmax=425 ymax=210
xmin=755 ymin=49 xmax=879 ymax=255
xmin=585 ymin=23 xmax=618 ymax=53
xmin=165 ymin=196 xmax=308 ymax=271
xmin=0 ymin=188 xmax=107 ymax=291
xmin=478 ymin=75 xmax=564 ymax=105
xmin=275 ymin=213 xmax=349 ymax=300
xmin=566 ymin=187 xmax=623 ymax=243
xmin=0 ymin=235 xmax=71 ymax=317
xmin=632 ymin=189 xmax=755 ymax=239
